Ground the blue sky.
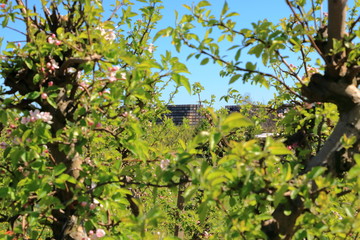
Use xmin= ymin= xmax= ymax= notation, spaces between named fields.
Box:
xmin=0 ymin=0 xmax=303 ymax=109
xmin=154 ymin=0 xmax=293 ymax=108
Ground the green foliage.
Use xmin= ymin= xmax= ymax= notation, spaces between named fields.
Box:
xmin=0 ymin=0 xmax=359 ymax=239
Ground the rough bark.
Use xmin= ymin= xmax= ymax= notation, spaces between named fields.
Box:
xmin=262 ymin=0 xmax=360 ymax=238
xmin=2 ymin=3 xmax=93 ymax=239
xmin=174 ymin=176 xmax=187 ymax=238
xmin=262 ymin=194 xmax=304 ymax=240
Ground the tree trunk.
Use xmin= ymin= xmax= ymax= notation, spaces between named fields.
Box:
xmin=306 ymin=103 xmax=360 ymax=174
xmin=174 ymin=177 xmax=187 ymax=239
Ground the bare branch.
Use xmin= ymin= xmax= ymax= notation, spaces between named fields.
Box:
xmin=59 ymin=54 xmax=102 ymax=75
xmin=107 ymin=1 xmax=124 ymax=21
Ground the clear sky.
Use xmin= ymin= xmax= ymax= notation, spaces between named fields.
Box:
xmin=0 ymin=0 xmax=301 ymax=109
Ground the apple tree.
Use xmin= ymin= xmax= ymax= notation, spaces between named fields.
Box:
xmin=1 ymin=0 xmax=360 ymax=239
xmin=157 ymin=0 xmax=360 ymax=239
xmin=0 ymin=0 xmax=192 ymax=239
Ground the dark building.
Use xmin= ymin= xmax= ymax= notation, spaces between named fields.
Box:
xmin=165 ymin=104 xmax=204 ymax=125
xmin=225 ymin=105 xmax=240 ymax=114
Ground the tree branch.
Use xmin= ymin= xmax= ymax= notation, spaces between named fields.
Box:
xmin=59 ymin=54 xmax=102 ymax=75
xmin=179 ymin=34 xmax=306 ymax=101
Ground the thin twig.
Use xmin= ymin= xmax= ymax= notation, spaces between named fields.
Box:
xmin=285 ymin=0 xmax=327 ymax=62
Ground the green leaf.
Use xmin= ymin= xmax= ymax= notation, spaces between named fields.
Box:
xmin=200 ymin=58 xmax=209 ymax=65
xmin=184 ymin=185 xmax=198 ymax=201
xmin=46 ymin=97 xmax=57 ymax=108
xmin=248 ymin=44 xmax=264 ymax=57
xmin=267 ymin=141 xmax=292 ymax=155
xmin=182 ymin=4 xmax=191 ymax=11
xmin=229 ymin=74 xmax=241 ymax=84
xmin=55 ymin=174 xmax=77 ymax=185
xmin=274 ymin=184 xmax=288 ymax=207
xmin=234 ymin=48 xmax=241 ymax=61
xmin=54 ymin=163 xmax=67 ymax=176
xmin=262 ymin=52 xmax=269 ymax=66
xmin=17 ymin=177 xmax=31 ymax=187
xmin=33 ymin=73 xmax=41 ymax=84
xmin=2 ymin=15 xmax=9 ymax=28
xmin=0 ymin=109 xmax=8 ymax=124
xmin=0 ymin=187 xmax=8 ymax=197
xmin=22 ymin=129 xmax=32 ymax=142
xmin=26 ymin=91 xmax=40 ymax=100
xmin=221 ymin=1 xmax=229 ymax=16
xmin=197 ymin=1 xmax=211 ymax=8
xmin=307 ymin=167 xmax=326 ymax=179
xmin=284 ymin=210 xmax=292 ymax=216
xmin=226 ymin=12 xmax=240 ymax=18
xmin=354 ymin=153 xmax=360 ymax=165
xmin=245 ymin=62 xmax=256 ymax=71
xmin=218 ymin=34 xmax=225 ymax=42
xmin=222 ymin=112 xmax=253 ymax=132
xmin=24 ymin=58 xmax=34 ymax=69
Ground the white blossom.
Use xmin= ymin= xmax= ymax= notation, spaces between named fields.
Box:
xmin=120 ymin=72 xmax=126 ymax=80
xmin=21 ymin=110 xmax=53 ymax=124
xmin=160 ymin=159 xmax=170 ymax=170
xmin=50 ymin=59 xmax=59 ymax=69
xmin=148 ymin=43 xmax=155 ymax=53
xmin=96 ymin=27 xmax=116 ymax=42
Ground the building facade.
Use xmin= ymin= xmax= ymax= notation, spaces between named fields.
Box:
xmin=165 ymin=104 xmax=204 ymax=125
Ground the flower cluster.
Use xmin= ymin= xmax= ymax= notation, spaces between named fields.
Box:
xmin=96 ymin=27 xmax=116 ymax=42
xmin=21 ymin=110 xmax=53 ymax=124
xmin=79 ymin=81 xmax=90 ymax=90
xmin=47 ymin=34 xmax=62 ymax=46
xmin=107 ymin=66 xmax=126 ymax=82
xmin=85 ymin=229 xmax=106 ymax=239
xmin=307 ymin=66 xmax=319 ymax=74
xmin=46 ymin=59 xmax=59 ymax=73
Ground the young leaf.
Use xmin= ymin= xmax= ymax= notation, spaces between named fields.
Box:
xmin=200 ymin=57 xmax=209 ymax=65
xmin=229 ymin=74 xmax=241 ymax=84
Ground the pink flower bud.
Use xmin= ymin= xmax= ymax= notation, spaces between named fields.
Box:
xmin=88 ymin=230 xmax=94 ymax=235
xmin=46 ymin=62 xmax=52 ymax=69
xmin=96 ymin=229 xmax=106 ymax=238
xmin=48 ymin=81 xmax=53 ymax=87
xmin=80 ymin=201 xmax=87 ymax=207
xmin=89 ymin=203 xmax=96 ymax=210
xmin=47 ymin=37 xmax=55 ymax=44
xmin=55 ymin=40 xmax=62 ymax=46
xmin=0 ymin=4 xmax=6 ymax=8
xmin=51 ymin=34 xmax=56 ymax=38
xmin=96 ymin=123 xmax=102 ymax=128
xmin=41 ymin=93 xmax=48 ymax=99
